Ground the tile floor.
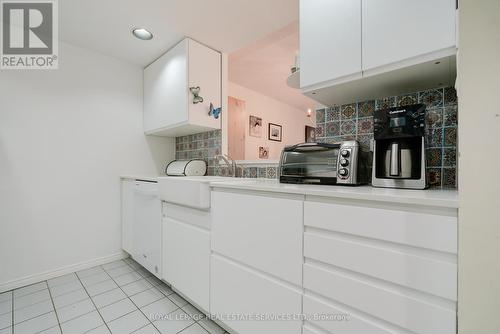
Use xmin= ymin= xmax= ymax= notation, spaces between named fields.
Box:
xmin=0 ymin=258 xmax=228 ymax=334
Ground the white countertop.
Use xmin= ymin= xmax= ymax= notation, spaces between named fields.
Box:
xmin=120 ymin=175 xmax=160 ymax=182
xmin=210 ymin=179 xmax=459 ymax=209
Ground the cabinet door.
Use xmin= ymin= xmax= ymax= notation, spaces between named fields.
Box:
xmin=188 ymin=39 xmax=222 ymax=130
xmin=143 ymin=40 xmax=188 ymax=133
xmin=362 ymin=0 xmax=456 ymax=71
xmin=132 ymin=182 xmax=162 ymax=278
xmin=210 ymin=255 xmax=302 ymax=334
xmin=121 ymin=180 xmax=134 ymax=254
xmin=300 ymin=0 xmax=362 ymax=88
xmin=163 ymin=217 xmax=210 ymax=311
xmin=211 ymin=191 xmax=303 ymax=285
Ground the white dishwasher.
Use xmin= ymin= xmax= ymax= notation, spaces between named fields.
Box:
xmin=131 ymin=180 xmax=162 ymax=278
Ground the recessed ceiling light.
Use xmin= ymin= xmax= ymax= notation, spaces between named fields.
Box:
xmin=132 ymin=28 xmax=153 ymax=40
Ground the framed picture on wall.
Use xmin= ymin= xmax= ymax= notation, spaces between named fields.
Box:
xmin=268 ymin=123 xmax=282 ymax=142
xmin=305 ymin=126 xmax=316 ymax=143
xmin=249 ymin=115 xmax=262 ymax=137
xmin=259 ymin=146 xmax=269 ymax=159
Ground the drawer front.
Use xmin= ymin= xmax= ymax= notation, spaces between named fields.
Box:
xmin=164 ymin=202 xmax=210 ymax=230
xmin=304 ymin=201 xmax=457 ymax=254
xmin=304 ymin=263 xmax=456 ymax=334
xmin=304 ymin=232 xmax=457 ymax=301
xmin=210 ymin=255 xmax=302 ymax=334
xmin=303 ymin=295 xmax=393 ymax=334
xmin=211 ymin=191 xmax=303 ymax=285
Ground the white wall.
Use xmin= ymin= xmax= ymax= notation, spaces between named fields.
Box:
xmin=0 ymin=42 xmax=174 ymax=291
xmin=457 ymin=1 xmax=500 ymax=333
xmin=228 ymin=82 xmax=315 ymax=160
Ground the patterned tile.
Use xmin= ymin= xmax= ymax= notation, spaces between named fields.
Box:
xmin=315 ymin=108 xmax=326 ymax=124
xmin=325 ymin=122 xmax=340 ymax=137
xmin=444 ymin=127 xmax=457 ymax=146
xmin=444 ymin=87 xmax=458 ymax=106
xmin=358 ymin=100 xmax=375 ymax=117
xmin=340 ymin=135 xmax=356 ymax=141
xmin=426 ymin=148 xmax=442 ymax=167
xmin=396 ymin=93 xmax=418 ymax=106
xmin=419 ymin=88 xmax=444 ymax=108
xmin=266 ymin=167 xmax=277 ymax=179
xmin=315 ymin=124 xmax=324 ymax=137
xmin=425 ymin=108 xmax=443 ymax=128
xmin=326 ymin=106 xmax=340 ymax=122
xmin=425 ymin=128 xmax=443 ymax=148
xmin=257 ymin=167 xmax=267 ymax=178
xmin=375 ymin=97 xmax=396 ymax=110
xmin=427 ymin=168 xmax=442 ymax=188
xmin=341 ymin=104 xmax=357 ymax=119
xmin=357 ymin=117 xmax=373 ymax=134
xmin=356 ymin=134 xmax=373 ymax=151
xmin=340 ymin=120 xmax=356 ymax=135
xmin=442 ymin=168 xmax=457 ymax=188
xmin=444 ymin=105 xmax=458 ymax=127
xmin=443 ymin=148 xmax=457 ymax=167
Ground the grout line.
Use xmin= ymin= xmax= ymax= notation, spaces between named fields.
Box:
xmin=11 ymin=291 xmax=13 ymax=334
xmin=43 ymin=280 xmax=62 ymax=333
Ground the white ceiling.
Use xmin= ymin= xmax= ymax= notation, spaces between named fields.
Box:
xmin=229 ymin=22 xmax=316 ymax=111
xmin=59 ymin=0 xmax=299 ymax=66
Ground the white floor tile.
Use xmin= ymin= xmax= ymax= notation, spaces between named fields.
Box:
xmin=140 ymin=298 xmax=178 ymax=322
xmin=130 ymin=288 xmax=164 ymax=309
xmin=153 ymin=309 xmax=193 ymax=334
xmin=80 ymin=272 xmax=111 ymax=287
xmin=132 ymin=324 xmax=160 ymax=334
xmin=0 ymin=292 xmax=11 ymax=303
xmin=56 ymin=298 xmax=95 ymax=323
xmin=106 ymin=266 xmax=134 ymax=278
xmin=107 ymin=310 xmax=149 ymax=334
xmin=179 ymin=323 xmax=210 ymax=334
xmin=39 ymin=325 xmax=62 ymax=333
xmin=86 ymin=280 xmax=118 ymax=297
xmin=167 ymin=293 xmax=188 ymax=308
xmin=86 ymin=325 xmax=111 ymax=334
xmin=60 ymin=310 xmax=103 ymax=334
xmin=91 ymin=289 xmax=126 ymax=309
xmin=114 ymin=272 xmax=142 ymax=287
xmin=77 ymin=267 xmax=105 ymax=279
xmin=0 ymin=300 xmax=11 ymax=315
xmin=102 ymin=261 xmax=128 ymax=271
xmin=14 ymin=299 xmax=54 ymax=324
xmin=99 ymin=298 xmax=137 ymax=323
xmin=121 ymin=279 xmax=152 ymax=297
xmin=0 ymin=312 xmax=11 ymax=330
xmin=181 ymin=305 xmax=205 ymax=321
xmin=13 ymin=289 xmax=51 ymax=310
xmin=47 ymin=274 xmax=78 ymax=288
xmin=197 ymin=319 xmax=225 ymax=334
xmin=13 ymin=282 xmax=48 ymax=298
xmin=52 ymin=289 xmax=88 ymax=309
xmin=0 ymin=327 xmax=11 ymax=334
xmin=49 ymin=280 xmax=83 ymax=298
xmin=13 ymin=311 xmax=58 ymax=334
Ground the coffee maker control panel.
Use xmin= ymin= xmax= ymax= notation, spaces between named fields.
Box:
xmin=374 ymin=104 xmax=426 ymax=138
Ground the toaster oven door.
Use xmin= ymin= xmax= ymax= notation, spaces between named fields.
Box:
xmin=280 ymin=143 xmax=339 ymax=182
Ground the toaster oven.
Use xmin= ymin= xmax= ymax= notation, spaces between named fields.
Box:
xmin=278 ymin=141 xmax=372 ymax=186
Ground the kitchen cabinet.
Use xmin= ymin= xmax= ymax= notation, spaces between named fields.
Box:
xmin=144 ymin=38 xmax=221 ymax=137
xmin=163 ymin=203 xmax=210 ymax=311
xmin=299 ymin=0 xmax=362 ymax=88
xmin=121 ymin=179 xmax=134 ymax=254
xmin=210 ymin=254 xmax=302 ymax=334
xmin=362 ymin=0 xmax=457 ymax=72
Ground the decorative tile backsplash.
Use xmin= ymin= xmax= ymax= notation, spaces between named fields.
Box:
xmin=315 ymin=86 xmax=458 ymax=188
xmin=175 ymin=87 xmax=458 ymax=187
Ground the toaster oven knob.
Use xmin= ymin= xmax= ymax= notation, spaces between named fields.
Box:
xmin=338 ymin=168 xmax=349 ymax=177
xmin=340 ymin=158 xmax=349 ymax=167
xmin=340 ymin=149 xmax=350 ymax=158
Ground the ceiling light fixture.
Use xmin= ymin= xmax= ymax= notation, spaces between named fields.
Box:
xmin=132 ymin=28 xmax=153 ymax=40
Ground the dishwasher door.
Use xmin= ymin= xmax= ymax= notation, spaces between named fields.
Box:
xmin=132 ymin=181 xmax=162 ymax=278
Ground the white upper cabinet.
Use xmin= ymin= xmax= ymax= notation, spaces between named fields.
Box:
xmin=300 ymin=0 xmax=362 ymax=89
xmin=144 ymin=38 xmax=221 ymax=137
xmin=362 ymin=0 xmax=457 ymax=72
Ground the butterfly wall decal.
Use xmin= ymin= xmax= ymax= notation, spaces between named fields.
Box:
xmin=189 ymin=86 xmax=204 ymax=104
xmin=209 ymin=103 xmax=222 ymax=119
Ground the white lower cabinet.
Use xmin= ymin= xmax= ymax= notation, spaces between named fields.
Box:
xmin=163 ymin=210 xmax=210 ymax=311
xmin=210 ymin=254 xmax=302 ymax=334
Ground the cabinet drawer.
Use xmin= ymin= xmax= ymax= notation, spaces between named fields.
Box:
xmin=303 ymin=295 xmax=392 ymax=334
xmin=304 ymin=232 xmax=457 ymax=300
xmin=304 ymin=263 xmax=456 ymax=334
xmin=164 ymin=202 xmax=210 ymax=229
xmin=210 ymin=255 xmax=302 ymax=334
xmin=304 ymin=201 xmax=457 ymax=253
xmin=212 ymin=191 xmax=303 ymax=285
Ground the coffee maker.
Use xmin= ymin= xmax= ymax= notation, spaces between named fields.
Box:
xmin=372 ymin=104 xmax=427 ymax=189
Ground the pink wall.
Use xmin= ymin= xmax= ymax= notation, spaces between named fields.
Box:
xmin=228 ymin=82 xmax=316 ymax=160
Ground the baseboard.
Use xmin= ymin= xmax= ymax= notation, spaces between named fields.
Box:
xmin=0 ymin=252 xmax=128 ymax=293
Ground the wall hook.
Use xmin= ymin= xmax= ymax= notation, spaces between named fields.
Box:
xmin=189 ymin=86 xmax=204 ymax=104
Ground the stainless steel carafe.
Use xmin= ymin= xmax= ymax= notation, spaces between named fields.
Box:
xmin=383 ymin=142 xmax=413 ymax=178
